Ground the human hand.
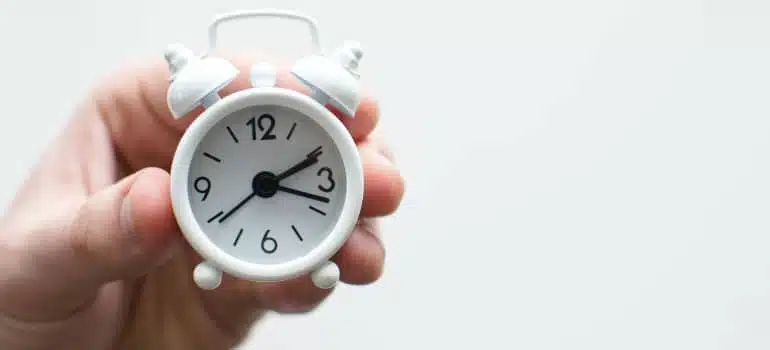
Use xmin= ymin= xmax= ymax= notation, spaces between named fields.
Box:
xmin=0 ymin=57 xmax=404 ymax=349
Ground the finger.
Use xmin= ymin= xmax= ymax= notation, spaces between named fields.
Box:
xmin=359 ymin=138 xmax=405 ymax=217
xmin=65 ymin=167 xmax=180 ymax=287
xmin=204 ymin=272 xmax=333 ymax=315
xmin=332 ymin=218 xmax=385 ymax=284
xmin=96 ymin=55 xmax=379 ymax=170
xmin=254 ymin=277 xmax=334 ymax=314
xmin=329 ymin=94 xmax=380 ymax=142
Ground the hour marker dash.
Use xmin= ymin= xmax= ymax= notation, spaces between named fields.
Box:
xmin=286 ymin=122 xmax=297 ymax=140
xmin=291 ymin=225 xmax=303 ymax=241
xmin=207 ymin=211 xmax=224 ymax=223
xmin=308 ymin=205 xmax=326 ymax=216
xmin=226 ymin=126 xmax=239 ymax=143
xmin=233 ymin=228 xmax=244 ymax=246
xmin=203 ymin=152 xmax=221 ymax=163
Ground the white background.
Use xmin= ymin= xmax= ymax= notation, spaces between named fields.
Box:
xmin=2 ymin=0 xmax=770 ymax=349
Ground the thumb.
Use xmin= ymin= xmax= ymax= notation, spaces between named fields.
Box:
xmin=67 ymin=167 xmax=180 ymax=287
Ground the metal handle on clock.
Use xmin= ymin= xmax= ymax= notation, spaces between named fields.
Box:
xmin=207 ymin=9 xmax=323 ymax=55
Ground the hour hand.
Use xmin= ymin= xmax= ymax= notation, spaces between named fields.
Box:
xmin=277 ymin=185 xmax=330 ymax=203
xmin=306 ymin=146 xmax=323 ymax=159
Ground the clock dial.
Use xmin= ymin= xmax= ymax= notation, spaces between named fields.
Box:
xmin=186 ymin=104 xmax=348 ymax=265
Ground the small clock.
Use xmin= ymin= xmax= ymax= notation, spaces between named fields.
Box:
xmin=163 ymin=9 xmax=365 ymax=290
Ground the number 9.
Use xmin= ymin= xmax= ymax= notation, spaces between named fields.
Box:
xmin=194 ymin=176 xmax=211 ymax=201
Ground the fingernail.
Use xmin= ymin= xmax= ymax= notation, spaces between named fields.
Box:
xmin=368 ymin=130 xmax=395 ymax=164
xmin=378 ymin=146 xmax=395 ymax=164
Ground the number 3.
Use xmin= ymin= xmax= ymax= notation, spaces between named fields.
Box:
xmin=317 ymin=167 xmax=335 ymax=192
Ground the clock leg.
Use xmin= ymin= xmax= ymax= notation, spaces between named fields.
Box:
xmin=311 ymin=261 xmax=340 ymax=289
xmin=193 ymin=261 xmax=222 ymax=290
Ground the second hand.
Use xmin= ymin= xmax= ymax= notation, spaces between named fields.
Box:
xmin=218 ymin=192 xmax=258 ymax=223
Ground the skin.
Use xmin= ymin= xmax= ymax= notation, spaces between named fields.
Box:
xmin=0 ymin=56 xmax=405 ymax=350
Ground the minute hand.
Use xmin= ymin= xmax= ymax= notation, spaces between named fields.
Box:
xmin=276 ymin=155 xmax=319 ymax=181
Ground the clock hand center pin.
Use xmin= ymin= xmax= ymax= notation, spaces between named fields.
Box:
xmin=217 ymin=146 xmax=325 ymax=223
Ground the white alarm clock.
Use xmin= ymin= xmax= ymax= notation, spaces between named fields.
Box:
xmin=163 ymin=9 xmax=365 ymax=290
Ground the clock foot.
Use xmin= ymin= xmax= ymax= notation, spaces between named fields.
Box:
xmin=311 ymin=261 xmax=340 ymax=289
xmin=193 ymin=261 xmax=222 ymax=290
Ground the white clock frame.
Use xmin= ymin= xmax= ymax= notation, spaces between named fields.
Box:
xmin=169 ymin=87 xmax=364 ymax=285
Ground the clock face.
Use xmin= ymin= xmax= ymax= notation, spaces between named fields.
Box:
xmin=186 ymin=103 xmax=348 ymax=265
